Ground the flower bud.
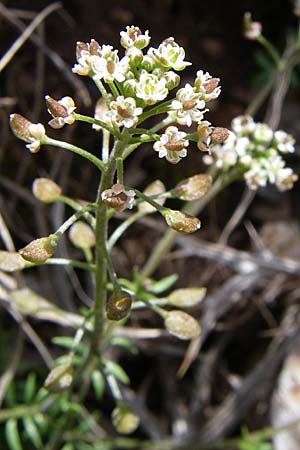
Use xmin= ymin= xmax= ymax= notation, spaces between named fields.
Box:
xmin=112 ymin=404 xmax=140 ymax=434
xmin=140 ymin=55 xmax=155 ymax=72
xmin=44 ymin=361 xmax=73 ymax=393
xmin=172 ymin=174 xmax=212 ymax=201
xmin=10 ymin=114 xmax=45 ymax=153
xmin=69 ymin=221 xmax=95 ymax=249
xmin=210 ymin=127 xmax=229 ymax=145
xmin=126 ymin=46 xmax=143 ymax=64
xmin=0 ymin=251 xmax=26 ymax=272
xmin=164 ymin=310 xmax=201 ymax=339
xmin=123 ymin=79 xmax=137 ymax=98
xmin=167 ymin=287 xmax=206 ymax=308
xmin=101 ymin=184 xmax=135 ymax=211
xmin=243 ymin=12 xmax=262 ymax=40
xmin=106 ymin=291 xmax=132 ymax=321
xmin=163 ymin=209 xmax=201 ymax=234
xmin=164 ymin=71 xmax=180 ymax=90
xmin=138 ymin=180 xmax=166 ymax=214
xmin=19 ymin=234 xmax=58 ymax=263
xmin=32 ymin=178 xmax=62 ymax=203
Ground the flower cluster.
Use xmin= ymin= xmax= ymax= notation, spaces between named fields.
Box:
xmin=204 ymin=115 xmax=298 ymax=191
xmin=73 ymin=26 xmax=221 ymax=163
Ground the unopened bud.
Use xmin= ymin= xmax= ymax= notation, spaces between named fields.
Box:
xmin=243 ymin=12 xmax=262 ymax=40
xmin=19 ymin=234 xmax=58 ymax=263
xmin=138 ymin=180 xmax=166 ymax=213
xmin=46 ymin=96 xmax=68 ymax=118
xmin=106 ymin=291 xmax=132 ymax=321
xmin=167 ymin=287 xmax=207 ymax=308
xmin=44 ymin=360 xmax=73 ymax=393
xmin=210 ymin=127 xmax=229 ymax=145
xmin=69 ymin=221 xmax=95 ymax=249
xmin=164 ymin=310 xmax=201 ymax=339
xmin=163 ymin=209 xmax=201 ymax=234
xmin=112 ymin=404 xmax=140 ymax=434
xmin=126 ymin=46 xmax=143 ymax=64
xmin=164 ymin=71 xmax=180 ymax=90
xmin=123 ymin=79 xmax=137 ymax=98
xmin=173 ymin=174 xmax=212 ymax=201
xmin=0 ymin=251 xmax=26 ymax=272
xmin=32 ymin=178 xmax=62 ymax=203
xmin=10 ymin=114 xmax=45 ymax=153
xmin=101 ymin=184 xmax=135 ymax=211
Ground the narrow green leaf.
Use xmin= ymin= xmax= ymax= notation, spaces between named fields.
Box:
xmin=5 ymin=418 xmax=23 ymax=450
xmin=104 ymin=360 xmax=130 ymax=385
xmin=110 ymin=336 xmax=138 ymax=354
xmin=150 ymin=274 xmax=178 ymax=294
xmin=24 ymin=373 xmax=36 ymax=403
xmin=22 ymin=416 xmax=42 ymax=449
xmin=91 ymin=370 xmax=105 ymax=400
xmin=5 ymin=381 xmax=17 ymax=407
xmin=52 ymin=336 xmax=85 ymax=353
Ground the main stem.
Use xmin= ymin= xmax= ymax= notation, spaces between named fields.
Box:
xmin=91 ymin=139 xmax=125 ymax=353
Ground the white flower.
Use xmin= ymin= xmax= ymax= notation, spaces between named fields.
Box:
xmin=105 ymin=96 xmax=143 ymax=128
xmin=170 ymin=83 xmax=206 ymax=127
xmin=135 ymin=70 xmax=168 ymax=105
xmin=253 ymin=123 xmax=273 ymax=144
xmin=26 ymin=124 xmax=46 ymax=153
xmin=120 ymin=26 xmax=151 ymax=49
xmin=235 ymin=136 xmax=250 ymax=156
xmin=244 ymin=162 xmax=269 ymax=189
xmin=274 ymin=130 xmax=295 ymax=154
xmin=275 ymin=168 xmax=298 ymax=191
xmin=46 ymin=96 xmax=76 ymax=129
xmin=197 ymin=120 xmax=213 ymax=152
xmin=147 ymin=37 xmax=191 ymax=71
xmin=194 ymin=70 xmax=221 ymax=101
xmin=231 ymin=115 xmax=256 ymax=134
xmin=72 ymin=40 xmax=129 ymax=83
xmin=153 ymin=126 xmax=189 ymax=164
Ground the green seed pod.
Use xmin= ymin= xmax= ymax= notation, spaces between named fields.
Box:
xmin=19 ymin=234 xmax=58 ymax=263
xmin=44 ymin=361 xmax=73 ymax=393
xmin=163 ymin=209 xmax=201 ymax=234
xmin=69 ymin=221 xmax=95 ymax=249
xmin=172 ymin=174 xmax=212 ymax=201
xmin=167 ymin=287 xmax=206 ymax=308
xmin=0 ymin=251 xmax=26 ymax=272
xmin=112 ymin=404 xmax=140 ymax=434
xmin=164 ymin=310 xmax=201 ymax=340
xmin=32 ymin=178 xmax=62 ymax=203
xmin=106 ymin=291 xmax=132 ymax=321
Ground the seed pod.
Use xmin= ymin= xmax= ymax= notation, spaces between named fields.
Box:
xmin=9 ymin=114 xmax=32 ymax=142
xmin=44 ymin=361 xmax=73 ymax=393
xmin=163 ymin=209 xmax=201 ymax=233
xmin=69 ymin=221 xmax=95 ymax=249
xmin=210 ymin=127 xmax=229 ymax=145
xmin=32 ymin=178 xmax=62 ymax=203
xmin=101 ymin=184 xmax=135 ymax=211
xmin=164 ymin=310 xmax=201 ymax=340
xmin=106 ymin=291 xmax=132 ymax=321
xmin=112 ymin=405 xmax=140 ymax=434
xmin=138 ymin=180 xmax=166 ymax=214
xmin=172 ymin=174 xmax=212 ymax=201
xmin=167 ymin=287 xmax=206 ymax=308
xmin=0 ymin=251 xmax=26 ymax=272
xmin=19 ymin=234 xmax=58 ymax=263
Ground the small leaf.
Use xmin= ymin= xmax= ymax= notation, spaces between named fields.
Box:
xmin=104 ymin=360 xmax=130 ymax=385
xmin=5 ymin=381 xmax=17 ymax=407
xmin=52 ymin=336 xmax=85 ymax=353
xmin=110 ymin=336 xmax=138 ymax=354
xmin=22 ymin=416 xmax=42 ymax=449
xmin=5 ymin=419 xmax=23 ymax=450
xmin=91 ymin=370 xmax=105 ymax=400
xmin=24 ymin=373 xmax=37 ymax=403
xmin=149 ymin=274 xmax=178 ymax=294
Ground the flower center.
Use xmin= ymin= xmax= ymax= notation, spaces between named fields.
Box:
xmin=165 ymin=140 xmax=186 ymax=151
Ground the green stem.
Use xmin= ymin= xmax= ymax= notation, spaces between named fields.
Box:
xmin=42 ymin=258 xmax=95 ymax=271
xmin=55 ymin=204 xmax=95 ymax=237
xmin=42 ymin=136 xmax=105 ymax=172
xmin=102 ymin=130 xmax=110 ymax=163
xmin=133 ymin=188 xmax=166 ymax=213
xmin=93 ymin=78 xmax=111 ymax=105
xmin=141 ymin=177 xmax=224 ymax=279
xmin=91 ymin=139 xmax=126 ymax=353
xmin=108 ymin=211 xmax=145 ymax=250
xmin=138 ymin=99 xmax=173 ymax=124
xmin=257 ymin=35 xmax=281 ymax=67
xmin=73 ymin=112 xmax=120 ymax=138
xmin=56 ymin=196 xmax=96 ymax=228
xmin=116 ymin=157 xmax=124 ymax=184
